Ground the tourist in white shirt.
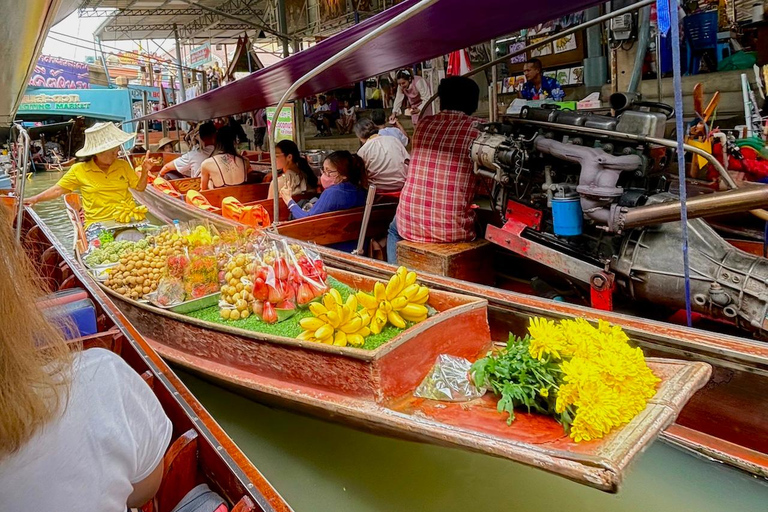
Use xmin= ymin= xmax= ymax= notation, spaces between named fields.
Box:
xmin=0 ymin=215 xmax=171 ymax=511
xmin=354 ymin=118 xmax=409 ymax=193
xmin=159 ymin=121 xmax=217 ymax=180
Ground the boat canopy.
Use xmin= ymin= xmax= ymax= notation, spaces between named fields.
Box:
xmin=135 ymin=0 xmax=603 ymax=123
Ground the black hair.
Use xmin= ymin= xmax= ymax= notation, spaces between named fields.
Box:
xmin=198 ymin=121 xmax=216 ymax=141
xmin=130 ymin=145 xmax=146 ymax=154
xmin=353 ymin=118 xmax=379 ymax=140
xmin=324 ymin=150 xmax=367 ymax=189
xmin=276 ymin=139 xmax=318 ymax=189
xmin=396 ymin=69 xmax=413 ymax=81
xmin=213 ymin=125 xmax=241 ymax=158
xmin=525 ymin=58 xmax=543 ymax=71
xmin=370 ymin=110 xmax=386 ymax=126
xmin=438 ymin=76 xmax=480 ymax=115
xmin=318 ymin=95 xmax=327 ymax=102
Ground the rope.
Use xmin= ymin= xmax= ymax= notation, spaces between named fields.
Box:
xmin=664 ymin=0 xmax=693 ymax=327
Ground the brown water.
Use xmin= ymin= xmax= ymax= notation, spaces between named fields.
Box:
xmin=27 ymin=172 xmax=768 ymax=511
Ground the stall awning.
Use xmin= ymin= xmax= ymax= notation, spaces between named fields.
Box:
xmin=136 ymin=0 xmax=605 ymax=122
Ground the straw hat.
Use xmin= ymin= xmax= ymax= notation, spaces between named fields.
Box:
xmin=75 ymin=122 xmax=135 ymax=157
xmin=156 ymin=137 xmax=178 ymax=150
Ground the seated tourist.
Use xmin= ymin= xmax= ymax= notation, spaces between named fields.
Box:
xmin=0 ymin=210 xmax=171 ymax=511
xmin=200 ymin=126 xmax=252 ymax=190
xmin=388 ymin=76 xmax=484 ymax=263
xmin=267 ymin=140 xmax=319 ymax=200
xmin=279 ymin=150 xmax=367 ymax=219
xmin=354 ymin=118 xmax=409 ymax=193
xmin=158 ymin=121 xmax=216 ymax=180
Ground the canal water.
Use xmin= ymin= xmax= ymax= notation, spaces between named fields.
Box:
xmin=26 ymin=172 xmax=768 ymax=511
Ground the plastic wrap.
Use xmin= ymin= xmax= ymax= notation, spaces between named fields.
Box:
xmin=414 ymin=355 xmax=487 ymax=402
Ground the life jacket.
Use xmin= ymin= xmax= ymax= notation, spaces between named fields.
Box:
xmin=185 ymin=190 xmax=218 ymax=211
xmin=221 ymin=196 xmax=270 ymax=228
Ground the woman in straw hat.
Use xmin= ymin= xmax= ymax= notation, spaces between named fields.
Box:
xmin=26 ymin=122 xmax=149 ymax=226
xmin=155 ymin=137 xmax=177 ymax=153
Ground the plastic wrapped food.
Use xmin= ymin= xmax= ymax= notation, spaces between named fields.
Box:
xmin=154 ymin=277 xmax=185 ymax=307
xmin=414 ymin=355 xmax=487 ymax=402
xmin=184 ymin=246 xmax=219 ymax=299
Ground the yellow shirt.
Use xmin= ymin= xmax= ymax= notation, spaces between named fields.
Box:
xmin=57 ymin=159 xmax=139 ymax=225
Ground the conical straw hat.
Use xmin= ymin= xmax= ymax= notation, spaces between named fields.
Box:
xmin=75 ymin=122 xmax=135 ymax=157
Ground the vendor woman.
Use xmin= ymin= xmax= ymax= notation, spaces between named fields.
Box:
xmin=389 ymin=69 xmax=432 ymax=126
xmin=26 ymin=122 xmax=149 ymax=226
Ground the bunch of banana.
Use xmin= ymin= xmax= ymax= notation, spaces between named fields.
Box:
xmin=297 ymin=288 xmax=371 ymax=347
xmin=114 ymin=203 xmax=149 ymax=223
xmin=356 ymin=266 xmax=431 ymax=332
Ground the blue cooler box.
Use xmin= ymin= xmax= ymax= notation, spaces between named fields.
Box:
xmin=43 ymin=297 xmax=98 ymax=339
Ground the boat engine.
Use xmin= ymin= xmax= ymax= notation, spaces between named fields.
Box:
xmin=472 ymin=102 xmax=768 ymax=337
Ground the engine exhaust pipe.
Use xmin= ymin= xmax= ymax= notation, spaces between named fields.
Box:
xmin=621 ymin=186 xmax=768 ymax=229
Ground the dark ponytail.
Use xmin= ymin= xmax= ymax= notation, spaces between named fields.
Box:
xmin=324 ymin=150 xmax=367 ymax=189
xmin=276 ymin=139 xmax=318 ymax=189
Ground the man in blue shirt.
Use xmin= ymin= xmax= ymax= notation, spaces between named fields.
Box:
xmin=520 ymin=58 xmax=565 ymax=101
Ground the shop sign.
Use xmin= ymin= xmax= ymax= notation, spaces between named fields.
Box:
xmin=18 ymin=93 xmax=91 ymax=111
xmin=189 ymin=42 xmax=212 ymax=68
xmin=28 ymin=55 xmax=89 ymax=89
xmin=266 ymin=105 xmax=295 ymax=142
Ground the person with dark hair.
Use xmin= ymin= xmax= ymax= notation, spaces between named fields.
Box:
xmin=355 ymin=118 xmax=409 ymax=193
xmin=520 ymin=58 xmax=565 ymax=101
xmin=371 ymin=109 xmax=409 ymax=147
xmin=387 ymin=76 xmax=484 ymax=263
xmin=199 ymin=125 xmax=251 ymax=190
xmin=279 ymin=150 xmax=366 ymax=220
xmin=267 ymin=139 xmax=319 ymax=200
xmin=389 ymin=68 xmax=432 ymax=125
xmin=336 ymin=99 xmax=357 ymax=135
xmin=311 ymin=95 xmax=332 ymax=136
xmin=159 ymin=121 xmax=216 ymax=179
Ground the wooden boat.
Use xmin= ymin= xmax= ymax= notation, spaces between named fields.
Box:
xmin=315 ymin=247 xmax=768 ymax=480
xmin=18 ymin=207 xmax=292 ymax=512
xmin=64 ymin=207 xmax=709 ymax=493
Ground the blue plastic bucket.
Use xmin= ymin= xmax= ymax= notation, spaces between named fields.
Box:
xmin=551 ymin=196 xmax=583 ymax=236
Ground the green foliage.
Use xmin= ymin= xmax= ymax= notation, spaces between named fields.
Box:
xmin=471 ymin=334 xmax=571 ymax=429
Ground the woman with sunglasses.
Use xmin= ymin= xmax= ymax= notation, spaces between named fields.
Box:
xmin=279 ymin=150 xmax=367 ymax=220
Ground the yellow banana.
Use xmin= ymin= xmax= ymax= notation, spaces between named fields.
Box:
xmin=347 ymin=334 xmax=365 ymax=347
xmin=323 ymin=293 xmax=338 ymax=311
xmin=396 ymin=266 xmax=408 ymax=282
xmin=391 ymin=296 xmax=409 ymax=311
xmin=385 ymin=274 xmax=403 ymax=301
xmin=309 ymin=303 xmax=328 ymax=316
xmin=297 ymin=330 xmax=315 ymax=341
xmin=411 ymin=286 xmax=430 ymax=304
xmin=333 ymin=331 xmax=347 ymax=347
xmin=356 ymin=291 xmax=378 ymax=310
xmin=340 ymin=316 xmax=362 ymax=334
xmin=325 ymin=310 xmax=341 ymax=328
xmin=345 ymin=295 xmax=357 ymax=312
xmin=387 ymin=310 xmax=406 ymax=329
xmin=375 ymin=308 xmax=388 ymax=325
xmin=358 ymin=326 xmax=371 ymax=337
xmin=370 ymin=316 xmax=385 ymax=334
xmin=328 ymin=288 xmax=343 ymax=305
xmin=373 ymin=282 xmax=386 ymax=302
xmin=299 ymin=317 xmax=326 ymax=331
xmin=404 ymin=271 xmax=417 ymax=287
xmin=315 ymin=324 xmax=334 ymax=341
xmin=400 ymin=284 xmax=420 ymax=300
xmin=401 ymin=303 xmax=428 ymax=318
xmin=401 ymin=313 xmax=427 ymax=323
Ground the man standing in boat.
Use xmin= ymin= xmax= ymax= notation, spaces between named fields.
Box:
xmin=158 ymin=121 xmax=217 ymax=180
xmin=387 ymin=76 xmax=483 ymax=263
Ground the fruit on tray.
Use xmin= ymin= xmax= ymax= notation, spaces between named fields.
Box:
xmin=85 ymin=239 xmax=148 ymax=266
xmin=297 ymin=289 xmax=371 ymax=347
xmin=356 ymin=266 xmax=430 ymax=333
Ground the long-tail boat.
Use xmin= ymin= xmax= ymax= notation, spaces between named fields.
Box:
xmin=64 ymin=196 xmax=709 ymax=493
xmin=17 ymin=205 xmax=292 ymax=512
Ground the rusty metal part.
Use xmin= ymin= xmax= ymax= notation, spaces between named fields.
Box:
xmin=621 ymin=186 xmax=768 ymax=229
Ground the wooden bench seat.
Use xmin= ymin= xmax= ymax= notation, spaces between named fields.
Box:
xmin=396 ymin=239 xmax=494 ymax=285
